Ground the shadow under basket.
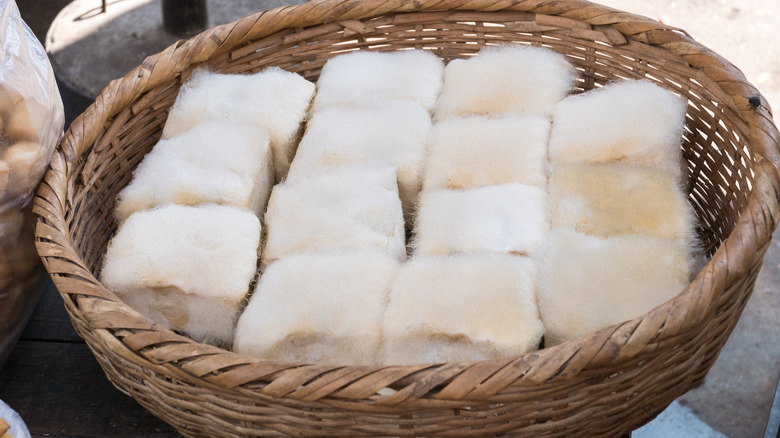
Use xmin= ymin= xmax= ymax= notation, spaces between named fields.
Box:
xmin=33 ymin=0 xmax=780 ymax=436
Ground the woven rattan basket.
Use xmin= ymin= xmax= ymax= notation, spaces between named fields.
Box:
xmin=34 ymin=0 xmax=780 ymax=436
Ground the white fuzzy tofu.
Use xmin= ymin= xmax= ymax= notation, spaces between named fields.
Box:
xmin=548 ymin=79 xmax=687 ymax=178
xmin=311 ymin=50 xmax=444 ymax=113
xmin=262 ymin=167 xmax=406 ymax=266
xmin=434 ymin=44 xmax=577 ymax=120
xmin=535 ymin=230 xmax=692 ymax=347
xmin=234 ymin=251 xmax=400 ymax=365
xmin=549 ymin=162 xmax=697 ymax=241
xmin=286 ymin=102 xmax=432 ymax=222
xmin=100 ymin=204 xmax=262 ymax=346
xmin=423 ymin=114 xmax=550 ymax=190
xmin=412 ymin=184 xmax=547 ymax=257
xmin=114 ymin=120 xmax=273 ymax=223
xmin=381 ymin=254 xmax=544 ymax=365
xmin=162 ymin=67 xmax=315 ymax=181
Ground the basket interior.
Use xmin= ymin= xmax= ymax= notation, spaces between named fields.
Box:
xmin=66 ymin=10 xmax=754 ymax=296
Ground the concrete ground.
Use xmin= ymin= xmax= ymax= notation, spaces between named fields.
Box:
xmin=44 ymin=0 xmax=308 ymax=100
xmin=16 ymin=0 xmax=780 ymax=436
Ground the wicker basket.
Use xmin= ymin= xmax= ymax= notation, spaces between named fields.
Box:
xmin=33 ymin=0 xmax=780 ymax=436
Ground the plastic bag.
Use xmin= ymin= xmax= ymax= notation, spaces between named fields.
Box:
xmin=0 ymin=0 xmax=65 ymax=370
xmin=0 ymin=0 xmax=64 ymax=210
xmin=0 ymin=398 xmax=31 ymax=438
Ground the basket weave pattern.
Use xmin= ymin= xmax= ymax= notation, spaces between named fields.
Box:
xmin=34 ymin=0 xmax=780 ymax=436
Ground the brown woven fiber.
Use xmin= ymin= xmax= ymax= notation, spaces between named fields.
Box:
xmin=33 ymin=0 xmax=780 ymax=436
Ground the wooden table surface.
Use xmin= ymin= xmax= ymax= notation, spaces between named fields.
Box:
xmin=0 ymin=279 xmax=180 ymax=437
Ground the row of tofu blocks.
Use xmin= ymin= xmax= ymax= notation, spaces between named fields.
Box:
xmin=101 ymin=45 xmax=697 ymax=365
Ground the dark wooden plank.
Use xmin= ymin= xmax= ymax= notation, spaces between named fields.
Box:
xmin=0 ymin=341 xmax=179 ymax=438
xmin=19 ymin=279 xmax=82 ymax=342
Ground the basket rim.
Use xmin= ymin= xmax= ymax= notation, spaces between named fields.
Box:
xmin=33 ymin=0 xmax=780 ymax=405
